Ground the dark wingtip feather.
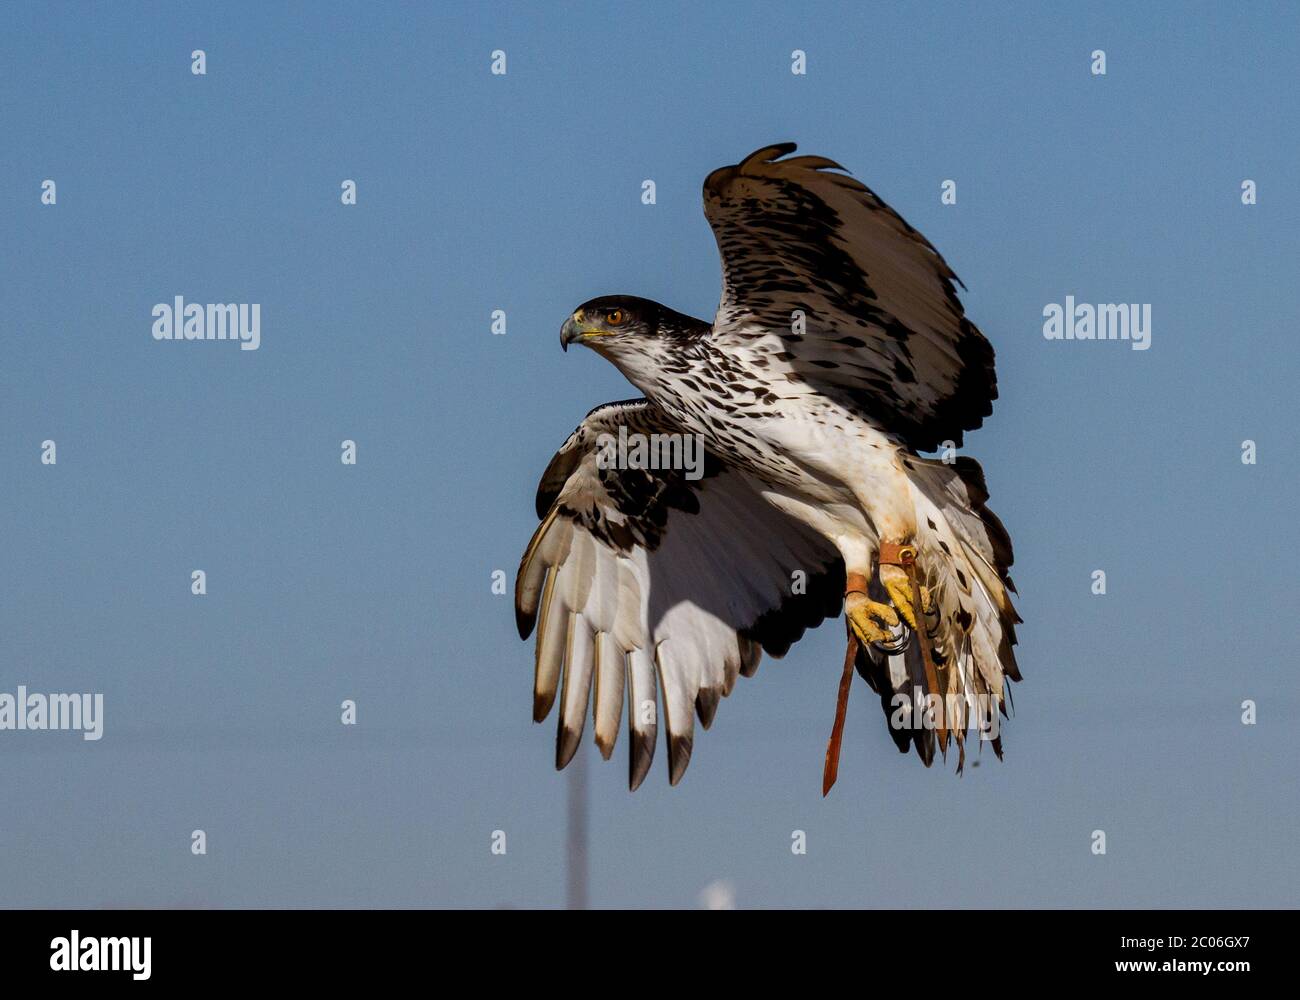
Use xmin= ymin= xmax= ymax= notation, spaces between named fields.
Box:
xmin=628 ymin=731 xmax=655 ymax=791
xmin=667 ymin=734 xmax=693 ymax=786
xmin=556 ymin=723 xmax=582 ymax=770
xmin=516 ymin=605 xmax=537 ymax=641
xmin=695 ymin=688 xmax=721 ymax=729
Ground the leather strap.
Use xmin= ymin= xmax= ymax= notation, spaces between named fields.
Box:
xmin=844 ymin=571 xmax=871 ymax=596
xmin=878 ymin=541 xmax=949 ymax=756
xmin=877 ymin=541 xmax=914 ymax=567
xmin=830 ymin=541 xmax=952 ymax=791
xmin=822 ymin=631 xmax=858 ymax=797
xmin=828 ymin=570 xmax=871 ymax=794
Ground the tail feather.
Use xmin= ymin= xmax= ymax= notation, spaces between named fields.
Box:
xmin=855 ymin=631 xmax=937 ymax=766
xmin=853 ymin=632 xmax=911 ymax=755
xmin=901 ymin=454 xmax=1022 ymax=764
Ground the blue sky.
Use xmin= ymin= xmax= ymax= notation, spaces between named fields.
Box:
xmin=1 ymin=1 xmax=1297 ymax=907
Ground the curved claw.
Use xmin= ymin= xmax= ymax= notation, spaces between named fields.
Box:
xmin=872 ymin=620 xmax=911 ymax=655
xmin=880 ymin=568 xmax=934 ymax=633
xmin=845 ymin=592 xmax=899 ymax=646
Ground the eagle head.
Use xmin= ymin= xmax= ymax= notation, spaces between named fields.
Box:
xmin=559 ymin=295 xmax=665 ymax=353
xmin=559 ymin=297 xmax=711 ymax=397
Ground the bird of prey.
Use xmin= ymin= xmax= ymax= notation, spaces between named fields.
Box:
xmin=516 ymin=143 xmax=1021 ymax=791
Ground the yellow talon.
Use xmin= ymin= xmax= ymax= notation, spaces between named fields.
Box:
xmin=845 ymin=592 xmax=899 ymax=646
xmin=880 ymin=567 xmax=919 ymax=631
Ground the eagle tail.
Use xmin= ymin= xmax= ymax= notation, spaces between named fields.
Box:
xmin=899 ymin=455 xmax=1021 ymax=764
xmin=854 ymin=622 xmax=937 ymax=765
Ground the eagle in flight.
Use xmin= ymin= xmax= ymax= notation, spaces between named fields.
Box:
xmin=516 ymin=143 xmax=1021 ymax=791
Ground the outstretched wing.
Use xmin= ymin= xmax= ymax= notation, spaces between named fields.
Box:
xmin=516 ymin=399 xmax=844 ymax=789
xmin=703 ymin=142 xmax=996 ymax=451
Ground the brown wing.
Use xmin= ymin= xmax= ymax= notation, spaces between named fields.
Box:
xmin=704 ymin=142 xmax=996 ymax=451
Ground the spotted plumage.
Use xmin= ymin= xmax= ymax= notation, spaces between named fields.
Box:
xmin=518 ymin=143 xmax=1022 ymax=788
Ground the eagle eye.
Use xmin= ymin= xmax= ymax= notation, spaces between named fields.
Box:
xmin=605 ymin=309 xmax=625 ymax=327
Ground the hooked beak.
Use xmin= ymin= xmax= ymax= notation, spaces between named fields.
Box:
xmin=560 ymin=316 xmax=581 ymax=352
xmin=561 ymin=311 xmax=607 ymax=352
